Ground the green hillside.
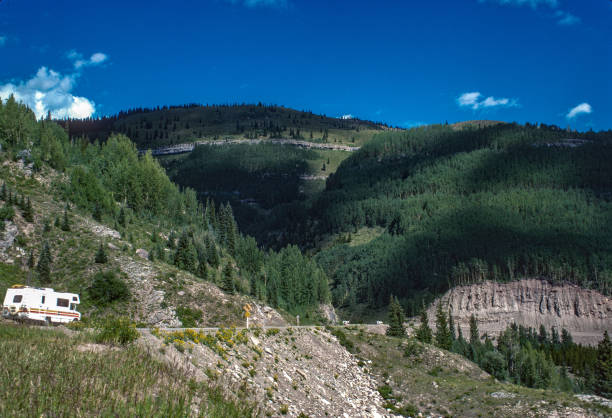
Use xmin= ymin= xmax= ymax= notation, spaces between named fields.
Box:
xmin=59 ymin=103 xmax=386 ymax=148
xmin=161 ymin=143 xmax=352 ymax=247
xmin=0 ymin=96 xmax=330 ymax=322
xmin=306 ymin=123 xmax=612 ymax=316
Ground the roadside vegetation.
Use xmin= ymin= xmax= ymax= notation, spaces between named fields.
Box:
xmin=0 ymin=322 xmax=254 ymax=417
xmin=339 ymin=324 xmax=611 ymax=417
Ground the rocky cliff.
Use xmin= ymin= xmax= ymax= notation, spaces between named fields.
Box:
xmin=427 ymin=279 xmax=612 ymax=345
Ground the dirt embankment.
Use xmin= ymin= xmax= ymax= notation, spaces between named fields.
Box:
xmin=427 ymin=279 xmax=612 ymax=345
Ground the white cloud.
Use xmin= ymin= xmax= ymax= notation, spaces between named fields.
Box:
xmin=225 ymin=0 xmax=288 ymax=8
xmin=479 ymin=0 xmax=580 ymax=25
xmin=68 ymin=50 xmax=109 ymax=69
xmin=0 ymin=67 xmax=95 ymax=119
xmin=457 ymin=91 xmax=518 ymax=110
xmin=0 ymin=36 xmax=6 ymax=46
xmin=341 ymin=114 xmax=354 ymax=120
xmin=479 ymin=0 xmax=558 ymax=8
xmin=555 ymin=10 xmax=580 ymax=25
xmin=566 ymin=102 xmax=592 ymax=119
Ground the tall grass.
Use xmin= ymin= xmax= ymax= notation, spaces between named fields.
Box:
xmin=0 ymin=323 xmax=254 ymax=417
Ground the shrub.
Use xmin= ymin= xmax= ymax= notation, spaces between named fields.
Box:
xmin=88 ymin=271 xmax=130 ymax=305
xmin=14 ymin=234 xmax=27 ymax=247
xmin=175 ymin=306 xmax=203 ymax=328
xmin=403 ymin=338 xmax=424 ymax=358
xmin=0 ymin=205 xmax=15 ymax=221
xmin=328 ymin=327 xmax=355 ymax=353
xmin=377 ymin=384 xmax=393 ymax=400
xmin=95 ymin=316 xmax=139 ymax=345
xmin=95 ymin=243 xmax=108 ymax=264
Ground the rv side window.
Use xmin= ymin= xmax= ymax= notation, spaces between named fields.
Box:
xmin=41 ymin=296 xmax=45 ymax=304
xmin=13 ymin=295 xmax=22 ymax=303
xmin=57 ymin=298 xmax=69 ymax=308
xmin=70 ymin=303 xmax=76 ymax=311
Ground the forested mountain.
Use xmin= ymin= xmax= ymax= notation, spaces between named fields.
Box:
xmin=0 ymin=96 xmax=330 ymax=319
xmin=307 ymin=123 xmax=612 ymax=316
xmin=57 ymin=103 xmax=387 ymax=149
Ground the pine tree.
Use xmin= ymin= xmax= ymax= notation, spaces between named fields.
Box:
xmin=61 ymin=209 xmax=70 ymax=231
xmin=385 ymin=295 xmax=406 ymax=337
xmin=54 ymin=216 xmax=61 ymax=228
xmin=449 ymin=311 xmax=456 ymax=341
xmin=415 ymin=308 xmax=432 ymax=343
xmin=0 ymin=183 xmax=6 ymax=201
xmin=92 ymin=204 xmax=102 ymax=221
xmin=23 ymin=197 xmax=33 ymax=222
xmin=95 ymin=243 xmax=108 ymax=264
xmin=222 ymin=263 xmax=235 ymax=294
xmin=37 ymin=242 xmax=52 ymax=284
xmin=175 ymin=231 xmax=198 ymax=273
xmin=118 ymin=206 xmax=127 ymax=227
xmin=167 ymin=230 xmax=177 ymax=249
xmin=435 ymin=302 xmax=452 ymax=350
xmin=27 ymin=251 xmax=35 ymax=270
xmin=594 ymin=331 xmax=612 ymax=398
xmin=206 ymin=236 xmax=219 ymax=268
xmin=469 ymin=314 xmax=480 ymax=345
xmin=197 ymin=260 xmax=208 ymax=280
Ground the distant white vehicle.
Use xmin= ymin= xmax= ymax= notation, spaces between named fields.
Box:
xmin=2 ymin=285 xmax=81 ymax=324
xmin=376 ymin=321 xmax=383 ymax=325
xmin=342 ymin=320 xmax=350 ymax=325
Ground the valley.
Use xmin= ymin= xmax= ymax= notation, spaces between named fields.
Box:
xmin=0 ymin=99 xmax=611 ymax=416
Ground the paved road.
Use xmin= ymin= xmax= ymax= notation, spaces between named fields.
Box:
xmin=140 ymin=138 xmax=360 ymax=156
xmin=138 ymin=323 xmax=386 ymax=333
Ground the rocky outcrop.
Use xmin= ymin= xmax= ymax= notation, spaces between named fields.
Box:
xmin=427 ymin=279 xmax=612 ymax=345
xmin=143 ymin=327 xmax=390 ymax=417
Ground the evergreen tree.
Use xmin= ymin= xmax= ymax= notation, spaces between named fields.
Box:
xmin=449 ymin=311 xmax=456 ymax=341
xmin=469 ymin=314 xmax=480 ymax=345
xmin=22 ymin=197 xmax=33 ymax=222
xmin=0 ymin=183 xmax=6 ymax=201
xmin=95 ymin=243 xmax=108 ymax=264
xmin=415 ymin=308 xmax=432 ymax=343
xmin=118 ymin=206 xmax=127 ymax=227
xmin=167 ymin=230 xmax=177 ymax=249
xmin=561 ymin=328 xmax=573 ymax=347
xmin=435 ymin=302 xmax=452 ymax=350
xmin=174 ymin=231 xmax=198 ymax=273
xmin=222 ymin=263 xmax=235 ymax=294
xmin=92 ymin=204 xmax=102 ymax=221
xmin=197 ymin=260 xmax=208 ymax=280
xmin=54 ymin=216 xmax=61 ymax=228
xmin=25 ymin=250 xmax=34 ymax=269
xmin=385 ymin=295 xmax=406 ymax=337
xmin=61 ymin=209 xmax=70 ymax=231
xmin=206 ymin=235 xmax=219 ymax=268
xmin=37 ymin=242 xmax=52 ymax=283
xmin=594 ymin=331 xmax=612 ymax=398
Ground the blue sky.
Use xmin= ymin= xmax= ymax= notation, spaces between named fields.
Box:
xmin=0 ymin=0 xmax=610 ymax=130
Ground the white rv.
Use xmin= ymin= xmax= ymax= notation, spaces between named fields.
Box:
xmin=2 ymin=285 xmax=81 ymax=324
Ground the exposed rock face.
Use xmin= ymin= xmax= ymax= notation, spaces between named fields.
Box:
xmin=428 ymin=279 xmax=612 ymax=345
xmin=143 ymin=327 xmax=390 ymax=417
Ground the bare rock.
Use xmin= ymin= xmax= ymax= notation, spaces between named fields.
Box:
xmin=428 ymin=279 xmax=612 ymax=345
xmin=135 ymin=248 xmax=149 ymax=260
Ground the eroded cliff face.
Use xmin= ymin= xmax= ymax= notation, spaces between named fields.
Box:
xmin=427 ymin=279 xmax=612 ymax=345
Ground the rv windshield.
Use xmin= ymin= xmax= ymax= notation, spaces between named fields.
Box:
xmin=70 ymin=303 xmax=76 ymax=310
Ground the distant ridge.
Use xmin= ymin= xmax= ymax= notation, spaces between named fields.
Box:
xmin=450 ymin=120 xmax=505 ymax=130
